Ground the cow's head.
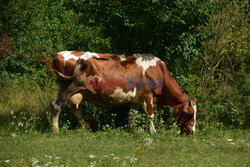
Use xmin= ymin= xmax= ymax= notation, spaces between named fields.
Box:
xmin=173 ymin=98 xmax=197 ymax=135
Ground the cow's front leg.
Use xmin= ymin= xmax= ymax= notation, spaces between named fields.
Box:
xmin=142 ymin=97 xmax=156 ymax=134
xmin=51 ymin=100 xmax=62 ymax=134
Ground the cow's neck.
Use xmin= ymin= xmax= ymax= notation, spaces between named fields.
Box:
xmin=163 ymin=78 xmax=189 ymax=107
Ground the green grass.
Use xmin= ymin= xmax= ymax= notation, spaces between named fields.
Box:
xmin=0 ymin=129 xmax=249 ymax=167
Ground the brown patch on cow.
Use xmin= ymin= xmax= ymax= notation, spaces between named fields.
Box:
xmin=121 ymin=55 xmax=137 ymax=67
xmin=111 ymin=55 xmax=120 ymax=61
xmin=110 ymin=54 xmax=137 ymax=68
xmin=52 ymin=54 xmax=76 ymax=77
xmin=71 ymin=51 xmax=85 ymax=57
xmin=52 ymin=54 xmax=65 ymax=76
xmin=64 ymin=58 xmax=77 ymax=75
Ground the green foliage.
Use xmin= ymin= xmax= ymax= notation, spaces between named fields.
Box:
xmin=66 ymin=0 xmax=215 ymax=72
xmin=0 ymin=0 xmax=111 ymax=76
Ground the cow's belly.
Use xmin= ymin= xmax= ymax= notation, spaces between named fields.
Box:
xmin=83 ymin=88 xmax=140 ymax=107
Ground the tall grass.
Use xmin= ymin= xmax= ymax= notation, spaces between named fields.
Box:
xmin=0 ymin=76 xmax=56 ymax=134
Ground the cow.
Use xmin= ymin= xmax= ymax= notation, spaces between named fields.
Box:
xmin=51 ymin=51 xmax=197 ymax=135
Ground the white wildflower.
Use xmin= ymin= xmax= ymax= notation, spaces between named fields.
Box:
xmin=113 ymin=157 xmax=119 ymax=160
xmin=18 ymin=122 xmax=24 ymax=127
xmin=238 ymin=140 xmax=244 ymax=143
xmin=89 ymin=155 xmax=95 ymax=158
xmin=123 ymin=161 xmax=126 ymax=166
xmin=11 ymin=133 xmax=16 ymax=137
xmin=230 ymin=142 xmax=235 ymax=145
xmin=32 ymin=160 xmax=39 ymax=166
xmin=89 ymin=161 xmax=96 ymax=167
xmin=11 ymin=110 xmax=14 ymax=115
xmin=45 ymin=162 xmax=52 ymax=166
xmin=45 ymin=155 xmax=52 ymax=158
xmin=130 ymin=157 xmax=138 ymax=163
xmin=5 ymin=160 xmax=10 ymax=163
xmin=55 ymin=156 xmax=60 ymax=159
xmin=227 ymin=139 xmax=233 ymax=142
xmin=145 ymin=138 xmax=153 ymax=145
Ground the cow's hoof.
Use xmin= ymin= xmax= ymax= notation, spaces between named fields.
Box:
xmin=52 ymin=127 xmax=60 ymax=134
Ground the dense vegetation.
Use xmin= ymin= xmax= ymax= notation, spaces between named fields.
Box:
xmin=0 ymin=0 xmax=249 ymax=134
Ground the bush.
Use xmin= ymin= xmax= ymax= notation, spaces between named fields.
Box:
xmin=0 ymin=0 xmax=111 ymax=77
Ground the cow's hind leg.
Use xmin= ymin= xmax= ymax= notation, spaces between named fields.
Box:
xmin=141 ymin=96 xmax=156 ymax=134
xmin=70 ymin=107 xmax=91 ymax=130
xmin=51 ymin=100 xmax=62 ymax=134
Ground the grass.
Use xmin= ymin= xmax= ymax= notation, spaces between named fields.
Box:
xmin=0 ymin=128 xmax=249 ymax=167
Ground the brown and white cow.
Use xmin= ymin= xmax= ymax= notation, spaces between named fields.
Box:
xmin=51 ymin=51 xmax=197 ymax=134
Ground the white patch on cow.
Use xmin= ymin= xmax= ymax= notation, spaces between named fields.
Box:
xmin=59 ymin=51 xmax=78 ymax=66
xmin=135 ymin=54 xmax=160 ymax=75
xmin=149 ymin=113 xmax=156 ymax=134
xmin=142 ymin=101 xmax=147 ymax=111
xmin=191 ymin=101 xmax=197 ymax=132
xmin=142 ymin=101 xmax=156 ymax=134
xmin=110 ymin=88 xmax=138 ymax=103
xmin=150 ymin=113 xmax=155 ymax=120
xmin=151 ymin=99 xmax=153 ymax=108
xmin=149 ymin=120 xmax=156 ymax=134
xmin=117 ymin=54 xmax=126 ymax=61
xmin=59 ymin=51 xmax=100 ymax=66
xmin=79 ymin=51 xmax=100 ymax=60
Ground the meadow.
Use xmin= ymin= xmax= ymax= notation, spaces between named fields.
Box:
xmin=0 ymin=127 xmax=249 ymax=166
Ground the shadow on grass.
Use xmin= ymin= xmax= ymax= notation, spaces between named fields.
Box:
xmin=0 ymin=101 xmax=133 ymax=134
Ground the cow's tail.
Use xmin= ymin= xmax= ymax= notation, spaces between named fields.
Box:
xmin=52 ymin=59 xmax=87 ymax=80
